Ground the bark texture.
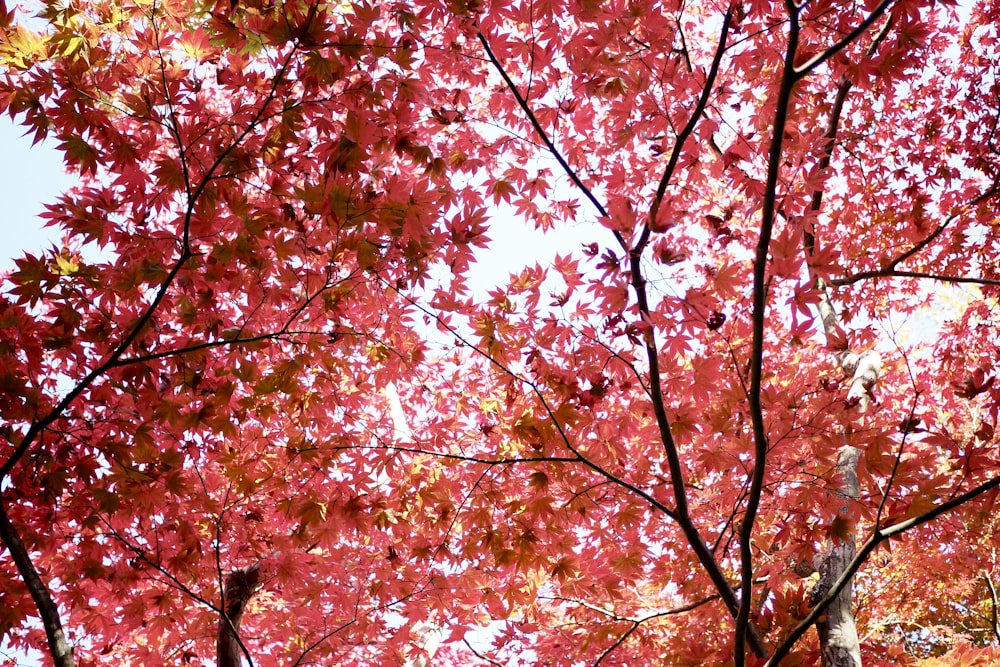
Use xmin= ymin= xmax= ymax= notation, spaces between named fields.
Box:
xmin=217 ymin=564 xmax=261 ymax=667
xmin=808 ymin=287 xmax=878 ymax=667
xmin=0 ymin=497 xmax=76 ymax=667
xmin=810 ymin=446 xmax=863 ymax=667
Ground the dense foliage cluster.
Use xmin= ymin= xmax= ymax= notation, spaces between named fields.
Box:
xmin=1 ymin=0 xmax=999 ymax=664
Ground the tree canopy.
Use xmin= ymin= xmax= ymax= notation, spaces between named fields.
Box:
xmin=1 ymin=0 xmax=1000 ymax=665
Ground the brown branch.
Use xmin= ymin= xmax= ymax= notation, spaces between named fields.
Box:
xmin=626 ymin=9 xmax=767 ymax=658
xmin=0 ymin=497 xmax=75 ymax=667
xmin=478 ymin=19 xmax=767 ymax=658
xmin=395 ymin=284 xmax=776 ymax=653
xmin=0 ymin=36 xmax=302 ymax=667
xmin=640 ymin=6 xmax=733 ymax=253
xmin=832 ymin=269 xmax=1000 ymax=288
xmin=736 ymin=0 xmax=801 ymax=661
xmin=594 ymin=621 xmax=641 ymax=665
xmin=986 ymin=572 xmax=1000 ymax=644
xmin=544 ymin=590 xmax=723 ymax=623
xmin=803 ymin=76 xmax=853 ymax=259
xmin=555 ymin=583 xmax=766 ymax=665
xmin=803 ymin=16 xmax=892 ymax=266
xmin=463 ymin=637 xmax=505 ymax=666
xmin=824 ymin=183 xmax=999 ymax=288
xmin=882 ymin=184 xmax=999 ymax=273
xmin=793 ymin=0 xmax=898 ymax=79
xmin=343 ymin=443 xmax=579 ymax=466
xmin=397 ymin=287 xmax=679 ymax=521
xmin=0 ymin=236 xmax=190 ymax=482
xmin=542 ymin=591 xmax=725 ymax=665
xmin=289 ymin=619 xmax=358 ymax=667
xmin=874 ymin=394 xmax=921 ymax=528
xmin=792 ymin=16 xmax=901 ymax=667
xmin=475 ymin=29 xmax=620 ymax=246
xmin=289 ymin=580 xmax=451 ymax=666
xmin=98 ymin=516 xmax=228 ymax=619
xmin=0 ymin=40 xmax=301 ymax=483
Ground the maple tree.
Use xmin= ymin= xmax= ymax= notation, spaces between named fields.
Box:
xmin=2 ymin=0 xmax=1000 ymax=664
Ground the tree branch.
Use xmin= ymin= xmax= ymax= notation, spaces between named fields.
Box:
xmin=478 ymin=17 xmax=766 ymax=657
xmin=736 ymin=1 xmax=801 ymax=661
xmin=0 ymin=41 xmax=301 ymax=482
xmin=792 ymin=0 xmax=898 ymax=78
xmin=832 ymin=269 xmax=1000 ymax=288
xmin=462 ymin=637 xmax=505 ymax=666
xmin=823 ymin=182 xmax=999 ymax=288
xmin=476 ymin=29 xmax=616 ymax=243
xmin=766 ymin=471 xmax=1000 ymax=665
xmin=0 ymin=497 xmax=75 ymax=667
xmin=882 ymin=184 xmax=999 ymax=273
xmin=986 ymin=572 xmax=1000 ymax=644
xmin=388 ymin=282 xmax=682 ymax=522
xmin=640 ymin=6 xmax=733 ymax=253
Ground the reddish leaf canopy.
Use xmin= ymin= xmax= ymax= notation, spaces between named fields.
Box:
xmin=1 ymin=0 xmax=1000 ymax=665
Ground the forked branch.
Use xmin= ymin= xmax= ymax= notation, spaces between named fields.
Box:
xmin=736 ymin=2 xmax=801 ymax=662
xmin=479 ymin=15 xmax=768 ymax=659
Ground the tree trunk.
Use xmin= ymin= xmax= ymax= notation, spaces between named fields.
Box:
xmin=811 ymin=446 xmax=862 ymax=667
xmin=808 ymin=292 xmax=878 ymax=667
xmin=217 ymin=564 xmax=261 ymax=667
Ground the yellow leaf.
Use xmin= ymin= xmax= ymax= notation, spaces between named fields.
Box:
xmin=1 ymin=25 xmax=46 ymax=68
xmin=53 ymin=253 xmax=80 ymax=276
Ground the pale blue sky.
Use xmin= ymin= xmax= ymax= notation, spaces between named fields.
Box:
xmin=0 ymin=115 xmax=73 ymax=272
xmin=0 ymin=114 xmax=52 ymax=664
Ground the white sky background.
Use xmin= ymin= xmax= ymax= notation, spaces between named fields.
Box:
xmin=0 ymin=112 xmax=46 ymax=667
